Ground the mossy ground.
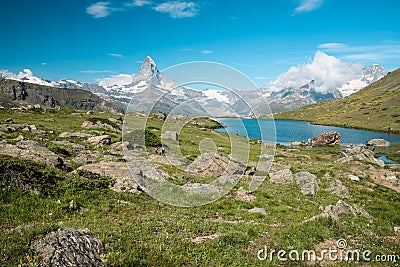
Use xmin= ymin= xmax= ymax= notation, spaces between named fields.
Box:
xmin=0 ymin=109 xmax=399 ymax=266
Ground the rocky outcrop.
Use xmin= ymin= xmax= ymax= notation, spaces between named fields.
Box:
xmin=305 ymin=200 xmax=372 ymax=222
xmin=82 ymin=120 xmax=120 ymax=132
xmin=161 ymin=131 xmax=179 ymax=141
xmin=294 ymin=171 xmax=320 ymax=196
xmin=87 ymin=135 xmax=112 ymax=146
xmin=269 ymin=169 xmax=294 ymax=184
xmin=108 ymin=141 xmax=132 ymax=154
xmin=31 ymin=227 xmax=105 ymax=267
xmin=338 ymin=144 xmax=385 ymax=167
xmin=308 ymin=132 xmax=340 ymax=146
xmin=366 ymin=138 xmax=391 ymax=147
xmin=77 ymin=160 xmax=141 ymax=194
xmin=73 ymin=151 xmax=103 ymax=165
xmin=186 ymin=152 xmax=244 ymax=177
xmin=325 ymin=179 xmax=350 ymax=198
xmin=0 ymin=140 xmax=65 ymax=168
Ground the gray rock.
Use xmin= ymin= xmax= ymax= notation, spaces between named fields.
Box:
xmin=325 ymin=179 xmax=350 ymax=198
xmin=87 ymin=135 xmax=111 ymax=146
xmin=31 ymin=227 xmax=104 ymax=267
xmin=82 ymin=120 xmax=120 ymax=132
xmin=0 ymin=140 xmax=65 ymax=168
xmin=348 ymin=174 xmax=360 ymax=182
xmin=294 ymin=171 xmax=320 ymax=196
xmin=269 ymin=169 xmax=294 ymax=184
xmin=73 ymin=151 xmax=103 ymax=165
xmin=248 ymin=207 xmax=267 ymax=215
xmin=108 ymin=141 xmax=132 ymax=153
xmin=161 ymin=131 xmax=179 ymax=141
xmin=291 ymin=141 xmax=306 ymax=147
xmin=307 ymin=200 xmax=371 ymax=222
xmin=70 ymin=112 xmax=83 ymax=117
xmin=366 ymin=138 xmax=391 ymax=147
xmin=186 ymin=152 xmax=244 ymax=177
xmin=339 ymin=144 xmax=385 ymax=168
xmin=5 ymin=118 xmax=13 ymax=123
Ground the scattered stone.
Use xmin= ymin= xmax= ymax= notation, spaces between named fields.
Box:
xmin=186 ymin=152 xmax=244 ymax=177
xmin=161 ymin=131 xmax=179 ymax=141
xmin=269 ymin=169 xmax=294 ymax=184
xmin=14 ymin=135 xmax=24 ymax=141
xmin=82 ymin=120 xmax=120 ymax=132
xmin=386 ymin=175 xmax=399 ymax=186
xmin=87 ymin=135 xmax=112 ymax=146
xmin=246 ymin=166 xmax=256 ymax=175
xmin=182 ymin=183 xmax=223 ymax=195
xmin=192 ymin=232 xmax=222 ymax=244
xmin=108 ymin=141 xmax=132 ymax=153
xmin=294 ymin=171 xmax=320 ymax=196
xmin=338 ymin=144 xmax=385 ymax=168
xmin=33 ymin=104 xmax=41 ymax=109
xmin=69 ymin=200 xmax=84 ymax=212
xmin=73 ymin=151 xmax=103 ymax=165
xmin=0 ymin=140 xmax=65 ymax=168
xmin=59 ymin=131 xmax=94 ymax=138
xmin=70 ymin=112 xmax=83 ymax=117
xmin=233 ymin=187 xmax=256 ymax=202
xmin=325 ymin=179 xmax=350 ymax=198
xmin=5 ymin=118 xmax=13 ymax=123
xmin=107 ymin=117 xmax=122 ymax=124
xmin=366 ymin=138 xmax=391 ymax=147
xmin=248 ymin=207 xmax=267 ymax=215
xmin=259 ymin=154 xmax=274 ymax=160
xmin=394 ymin=226 xmax=400 ymax=233
xmin=155 ymin=146 xmax=167 ymax=155
xmin=349 ymin=174 xmax=360 ymax=182
xmin=31 ymin=227 xmax=105 ymax=267
xmin=308 ymin=132 xmax=340 ymax=146
xmin=77 ymin=160 xmax=141 ymax=194
xmin=352 ymin=204 xmax=372 ymax=220
xmin=86 ymin=110 xmax=93 ymax=115
xmin=51 ymin=140 xmax=85 ymax=150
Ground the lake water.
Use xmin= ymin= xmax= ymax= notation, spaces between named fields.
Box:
xmin=215 ymin=118 xmax=400 ymax=146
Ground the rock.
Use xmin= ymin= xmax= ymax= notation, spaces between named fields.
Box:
xmin=161 ymin=131 xmax=179 ymax=141
xmin=77 ymin=160 xmax=141 ymax=194
xmin=182 ymin=183 xmax=223 ymax=195
xmin=338 ymin=144 xmax=385 ymax=168
xmin=294 ymin=171 xmax=320 ymax=196
xmin=394 ymin=226 xmax=400 ymax=233
xmin=352 ymin=204 xmax=372 ymax=220
xmin=308 ymin=132 xmax=340 ymax=146
xmin=87 ymin=135 xmax=111 ymax=146
xmin=233 ymin=187 xmax=256 ymax=202
xmin=14 ymin=135 xmax=24 ymax=141
xmin=82 ymin=120 xmax=120 ymax=132
xmin=291 ymin=141 xmax=306 ymax=147
xmin=70 ymin=112 xmax=83 ymax=117
xmin=0 ymin=140 xmax=65 ymax=168
xmin=59 ymin=131 xmax=94 ymax=138
xmin=73 ymin=151 xmax=103 ymax=165
xmin=69 ymin=200 xmax=84 ymax=212
xmin=5 ymin=118 xmax=13 ymax=123
xmin=186 ymin=152 xmax=244 ymax=177
xmin=31 ymin=227 xmax=104 ymax=267
xmin=157 ymin=111 xmax=167 ymax=121
xmin=386 ymin=175 xmax=399 ymax=186
xmin=325 ymin=179 xmax=350 ymax=198
xmin=155 ymin=146 xmax=167 ymax=155
xmin=108 ymin=141 xmax=132 ymax=153
xmin=269 ymin=169 xmax=294 ymax=184
xmin=366 ymin=138 xmax=391 ymax=147
xmin=33 ymin=104 xmax=41 ymax=109
xmin=192 ymin=233 xmax=222 ymax=244
xmin=248 ymin=207 xmax=267 ymax=215
xmin=259 ymin=154 xmax=274 ymax=160
xmin=51 ymin=140 xmax=85 ymax=150
xmin=86 ymin=110 xmax=93 ymax=115
xmin=348 ymin=174 xmax=360 ymax=182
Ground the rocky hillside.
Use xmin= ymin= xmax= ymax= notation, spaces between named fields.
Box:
xmin=0 ymin=78 xmax=124 ymax=113
xmin=275 ymin=68 xmax=400 ymax=134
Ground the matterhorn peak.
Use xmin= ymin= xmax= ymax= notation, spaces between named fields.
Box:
xmin=137 ymin=56 xmax=159 ymax=79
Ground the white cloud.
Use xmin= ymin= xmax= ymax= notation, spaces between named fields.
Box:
xmin=98 ymin=74 xmax=133 ymax=87
xmin=41 ymin=62 xmax=48 ymax=66
xmin=17 ymin=69 xmax=34 ymax=79
xmin=86 ymin=2 xmax=113 ymax=18
xmin=181 ymin=48 xmax=194 ymax=51
xmin=154 ymin=1 xmax=198 ymax=18
xmin=0 ymin=69 xmax=36 ymax=79
xmin=268 ymin=51 xmax=364 ymax=93
xmin=125 ymin=0 xmax=151 ymax=7
xmin=200 ymin=50 xmax=213 ymax=54
xmin=107 ymin=53 xmax=125 ymax=58
xmin=294 ymin=0 xmax=325 ymax=14
xmin=318 ymin=43 xmax=347 ymax=49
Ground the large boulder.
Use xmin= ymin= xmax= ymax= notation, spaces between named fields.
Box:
xmin=366 ymin=138 xmax=391 ymax=147
xmin=308 ymin=132 xmax=340 ymax=146
xmin=325 ymin=179 xmax=350 ymax=198
xmin=186 ymin=152 xmax=244 ymax=176
xmin=294 ymin=171 xmax=320 ymax=196
xmin=0 ymin=140 xmax=65 ymax=168
xmin=31 ymin=227 xmax=104 ymax=267
xmin=269 ymin=169 xmax=294 ymax=184
xmin=338 ymin=144 xmax=385 ymax=167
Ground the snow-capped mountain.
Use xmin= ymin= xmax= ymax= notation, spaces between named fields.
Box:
xmin=338 ymin=64 xmax=388 ymax=97
xmin=1 ymin=58 xmax=389 ymax=116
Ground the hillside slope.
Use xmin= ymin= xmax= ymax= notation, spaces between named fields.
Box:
xmin=0 ymin=78 xmax=124 ymax=113
xmin=274 ymin=68 xmax=400 ymax=134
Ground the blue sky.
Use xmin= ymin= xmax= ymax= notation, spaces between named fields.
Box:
xmin=1 ymin=0 xmax=400 ymax=87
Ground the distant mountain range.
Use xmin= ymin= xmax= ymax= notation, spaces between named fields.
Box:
xmin=1 ymin=57 xmax=388 ymax=116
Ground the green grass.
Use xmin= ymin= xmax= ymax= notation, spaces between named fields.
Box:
xmin=0 ymin=109 xmax=399 ymax=266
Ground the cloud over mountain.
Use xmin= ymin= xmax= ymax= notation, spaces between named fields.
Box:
xmin=268 ymin=51 xmax=364 ymax=93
